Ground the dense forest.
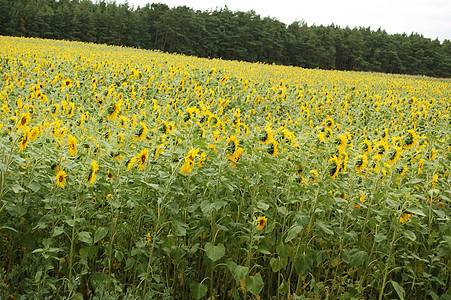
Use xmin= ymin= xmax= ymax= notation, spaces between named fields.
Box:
xmin=1 ymin=0 xmax=450 ymax=77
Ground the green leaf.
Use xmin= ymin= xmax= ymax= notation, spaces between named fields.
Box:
xmin=79 ymin=246 xmax=98 ymax=259
xmin=78 ymin=231 xmax=92 ymax=244
xmin=245 ymin=274 xmax=264 ymax=296
xmin=316 ymin=221 xmax=334 ymax=235
xmin=72 ymin=293 xmax=84 ymax=300
xmin=285 ymin=225 xmax=303 ymax=243
xmin=173 ymin=219 xmax=187 ymax=237
xmin=35 ymin=271 xmax=42 ymax=283
xmin=200 ymin=200 xmax=212 ymax=215
xmin=342 ymin=249 xmax=368 ymax=268
xmin=226 ymin=260 xmax=249 ymax=283
xmin=270 ymin=257 xmax=288 ymax=272
xmin=405 ymin=207 xmax=426 ymax=217
xmin=294 ymin=252 xmax=313 ymax=276
xmin=94 ymin=227 xmax=109 ymax=243
xmin=205 ymin=242 xmax=225 ymax=262
xmin=375 ymin=232 xmax=387 ymax=243
xmin=391 ymin=280 xmax=405 ymax=300
xmin=11 ymin=183 xmax=24 ymax=194
xmin=52 ymin=226 xmax=65 ymax=237
xmin=256 ymin=201 xmax=269 ymax=211
xmin=190 ymin=282 xmax=208 ymax=300
xmin=27 ymin=181 xmax=41 ymax=192
xmin=276 ymin=244 xmax=291 ymax=260
xmin=403 ymin=230 xmax=416 ymax=241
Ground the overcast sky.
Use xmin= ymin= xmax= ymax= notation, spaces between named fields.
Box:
xmin=115 ymin=0 xmax=450 ymax=41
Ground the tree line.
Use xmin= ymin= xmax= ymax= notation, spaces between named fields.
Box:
xmin=1 ymin=0 xmax=450 ymax=77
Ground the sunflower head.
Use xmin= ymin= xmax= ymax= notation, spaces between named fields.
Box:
xmin=267 ymin=139 xmax=278 ymax=156
xmin=403 ymin=130 xmax=418 ymax=149
xmin=55 ymin=169 xmax=67 ymax=188
xmin=328 ymin=156 xmax=340 ymax=179
xmin=256 ymin=216 xmax=267 ymax=230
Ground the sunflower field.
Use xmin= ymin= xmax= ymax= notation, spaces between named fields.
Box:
xmin=0 ymin=36 xmax=450 ymax=299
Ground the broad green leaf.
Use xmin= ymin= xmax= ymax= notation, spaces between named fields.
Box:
xmin=405 ymin=207 xmax=426 ymax=217
xmin=79 ymin=246 xmax=98 ymax=259
xmin=270 ymin=257 xmax=288 ymax=272
xmin=226 ymin=260 xmax=249 ymax=283
xmin=342 ymin=249 xmax=368 ymax=268
xmin=245 ymin=274 xmax=264 ymax=296
xmin=78 ymin=231 xmax=92 ymax=244
xmin=316 ymin=221 xmax=334 ymax=235
xmin=403 ymin=230 xmax=416 ymax=241
xmin=256 ymin=201 xmax=269 ymax=211
xmin=27 ymin=181 xmax=41 ymax=192
xmin=285 ymin=225 xmax=303 ymax=243
xmin=391 ymin=280 xmax=405 ymax=300
xmin=190 ymin=282 xmax=208 ymax=300
xmin=276 ymin=244 xmax=291 ymax=260
xmin=94 ymin=227 xmax=109 ymax=243
xmin=11 ymin=183 xmax=24 ymax=194
xmin=52 ymin=226 xmax=65 ymax=237
xmin=294 ymin=252 xmax=313 ymax=276
xmin=205 ymin=242 xmax=225 ymax=262
xmin=173 ymin=219 xmax=187 ymax=237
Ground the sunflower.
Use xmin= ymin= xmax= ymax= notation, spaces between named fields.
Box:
xmin=387 ymin=146 xmax=402 ymax=165
xmin=137 ymin=148 xmax=149 ymax=171
xmin=355 ymin=154 xmax=368 ymax=172
xmin=154 ymin=144 xmax=164 ymax=159
xmin=325 ymin=117 xmax=334 ymax=128
xmin=399 ymin=213 xmax=412 ymax=224
xmin=62 ymin=79 xmax=72 ymax=88
xmin=180 ymin=148 xmax=199 ymax=175
xmin=309 ymin=169 xmax=319 ymax=183
xmin=133 ymin=122 xmax=148 ymax=141
xmin=126 ymin=157 xmax=137 ymax=171
xmin=328 ymin=156 xmax=341 ymax=179
xmin=108 ymin=99 xmax=122 ymax=121
xmin=324 ymin=127 xmax=332 ymax=141
xmin=228 ymin=147 xmax=245 ymax=166
xmin=146 ymin=232 xmax=151 ymax=246
xmin=19 ymin=128 xmax=31 ymax=152
xmin=67 ymin=135 xmax=77 ymax=156
xmin=197 ymin=152 xmax=207 ymax=167
xmin=417 ymin=159 xmax=425 ymax=174
xmin=256 ymin=216 xmax=267 ymax=230
xmin=17 ymin=112 xmax=31 ymax=131
xmin=396 ymin=165 xmax=407 ymax=178
xmin=226 ymin=135 xmax=238 ymax=153
xmin=50 ymin=104 xmax=59 ymax=117
xmin=403 ymin=129 xmax=419 ymax=149
xmin=375 ymin=140 xmax=388 ymax=159
xmin=87 ymin=160 xmax=99 ymax=184
xmin=266 ymin=139 xmax=278 ymax=156
xmin=335 ymin=134 xmax=347 ymax=153
xmin=361 ymin=138 xmax=372 ymax=155
xmin=258 ymin=124 xmax=274 ymax=144
xmin=55 ymin=169 xmax=67 ymax=188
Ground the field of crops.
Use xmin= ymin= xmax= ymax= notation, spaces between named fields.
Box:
xmin=0 ymin=36 xmax=450 ymax=299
